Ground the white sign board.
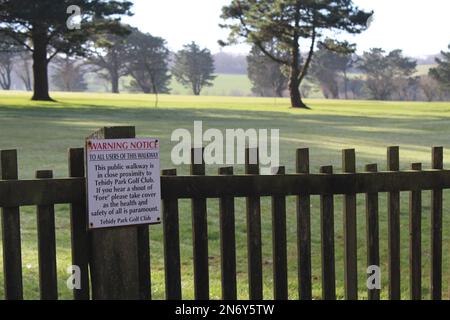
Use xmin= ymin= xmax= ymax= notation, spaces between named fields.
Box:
xmin=86 ymin=138 xmax=161 ymax=229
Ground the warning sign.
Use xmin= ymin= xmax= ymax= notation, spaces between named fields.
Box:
xmin=86 ymin=138 xmax=161 ymax=229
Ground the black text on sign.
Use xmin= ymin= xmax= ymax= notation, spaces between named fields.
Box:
xmin=86 ymin=138 xmax=161 ymax=229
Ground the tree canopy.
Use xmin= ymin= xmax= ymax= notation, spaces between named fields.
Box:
xmin=0 ymin=34 xmax=22 ymax=90
xmin=310 ymin=40 xmax=354 ymax=99
xmin=172 ymin=42 xmax=216 ymax=96
xmin=88 ymin=26 xmax=132 ymax=93
xmin=220 ymin=0 xmax=372 ymax=108
xmin=358 ymin=48 xmax=417 ymax=100
xmin=125 ymin=29 xmax=171 ymax=96
xmin=430 ymin=44 xmax=450 ymax=89
xmin=247 ymin=43 xmax=289 ymax=97
xmin=0 ymin=0 xmax=132 ymax=100
xmin=51 ymin=55 xmax=88 ymax=92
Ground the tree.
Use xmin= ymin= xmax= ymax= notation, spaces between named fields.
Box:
xmin=0 ymin=51 xmax=13 ymax=90
xmin=300 ymin=82 xmax=313 ymax=98
xmin=347 ymin=77 xmax=366 ymax=99
xmin=393 ymin=76 xmax=419 ymax=101
xmin=429 ymin=44 xmax=450 ymax=89
xmin=419 ymin=75 xmax=442 ymax=102
xmin=172 ymin=42 xmax=216 ymax=96
xmin=0 ymin=34 xmax=24 ymax=90
xmin=358 ymin=48 xmax=417 ymax=100
xmin=247 ymin=43 xmax=289 ymax=97
xmin=15 ymin=51 xmax=33 ymax=91
xmin=0 ymin=0 xmax=132 ymax=101
xmin=88 ymin=28 xmax=131 ymax=93
xmin=220 ymin=0 xmax=372 ymax=108
xmin=309 ymin=41 xmax=354 ymax=99
xmin=340 ymin=53 xmax=357 ymax=100
xmin=125 ymin=29 xmax=171 ymax=96
xmin=51 ymin=55 xmax=88 ymax=92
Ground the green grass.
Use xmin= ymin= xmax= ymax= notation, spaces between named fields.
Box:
xmin=1 ymin=91 xmax=450 ymax=300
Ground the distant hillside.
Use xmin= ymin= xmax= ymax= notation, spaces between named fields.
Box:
xmin=213 ymin=52 xmax=248 ymax=75
xmin=171 ymin=74 xmax=252 ymax=96
xmin=84 ymin=62 xmax=438 ymax=98
xmin=416 ymin=64 xmax=435 ymax=76
xmin=84 ymin=73 xmax=253 ymax=96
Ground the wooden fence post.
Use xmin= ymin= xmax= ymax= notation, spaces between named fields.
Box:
xmin=162 ymin=169 xmax=182 ymax=300
xmin=219 ymin=167 xmax=237 ymax=300
xmin=409 ymin=163 xmax=422 ymax=300
xmin=320 ymin=165 xmax=336 ymax=300
xmin=69 ymin=148 xmax=90 ymax=300
xmin=190 ymin=148 xmax=210 ymax=300
xmin=296 ymin=148 xmax=312 ymax=300
xmin=87 ymin=126 xmax=150 ymax=300
xmin=365 ymin=164 xmax=380 ymax=300
xmin=271 ymin=166 xmax=288 ymax=300
xmin=387 ymin=146 xmax=401 ymax=300
xmin=342 ymin=149 xmax=358 ymax=300
xmin=36 ymin=170 xmax=58 ymax=300
xmin=0 ymin=150 xmax=23 ymax=300
xmin=245 ymin=148 xmax=263 ymax=300
xmin=431 ymin=146 xmax=443 ymax=300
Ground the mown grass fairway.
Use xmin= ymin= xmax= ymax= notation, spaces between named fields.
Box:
xmin=1 ymin=91 xmax=450 ymax=300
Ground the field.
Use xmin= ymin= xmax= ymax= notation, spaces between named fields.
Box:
xmin=85 ymin=73 xmax=254 ymax=97
xmin=170 ymin=74 xmax=253 ymax=97
xmin=1 ymin=91 xmax=450 ymax=300
xmin=84 ymin=63 xmax=435 ymax=98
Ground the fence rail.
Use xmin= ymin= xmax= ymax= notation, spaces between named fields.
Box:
xmin=0 ymin=144 xmax=447 ymax=300
xmin=3 ymin=170 xmax=450 ymax=206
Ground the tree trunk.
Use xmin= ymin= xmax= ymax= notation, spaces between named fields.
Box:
xmin=275 ymin=81 xmax=285 ymax=97
xmin=343 ymin=70 xmax=349 ymax=99
xmin=193 ymin=84 xmax=198 ymax=95
xmin=111 ymin=72 xmax=120 ymax=93
xmin=292 ymin=26 xmax=315 ymax=109
xmin=288 ymin=67 xmax=308 ymax=109
xmin=31 ymin=30 xmax=52 ymax=101
xmin=0 ymin=70 xmax=12 ymax=90
xmin=20 ymin=57 xmax=33 ymax=91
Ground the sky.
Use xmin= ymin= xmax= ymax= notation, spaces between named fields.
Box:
xmin=124 ymin=0 xmax=450 ymax=57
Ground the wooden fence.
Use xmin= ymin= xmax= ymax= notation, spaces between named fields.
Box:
xmin=0 ymin=127 xmax=448 ymax=300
